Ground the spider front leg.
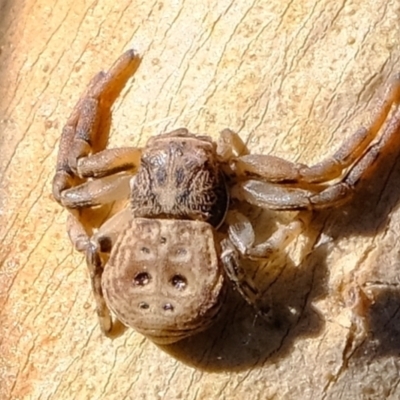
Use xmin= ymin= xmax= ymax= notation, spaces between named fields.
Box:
xmin=53 ymin=50 xmax=141 ymax=203
xmin=226 ymin=73 xmax=400 ymax=210
xmin=52 ymin=50 xmax=141 ymax=249
xmin=221 ymin=211 xmax=303 ymax=316
xmin=228 ymin=73 xmax=400 ymax=186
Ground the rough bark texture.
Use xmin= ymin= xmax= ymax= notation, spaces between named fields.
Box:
xmin=1 ymin=0 xmax=400 ymax=399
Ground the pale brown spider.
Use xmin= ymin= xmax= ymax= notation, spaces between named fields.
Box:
xmin=52 ymin=50 xmax=400 ymax=344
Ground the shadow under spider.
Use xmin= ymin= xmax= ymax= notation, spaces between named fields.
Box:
xmin=321 ymin=285 xmax=400 ymax=378
xmin=365 ymin=286 xmax=400 ymax=358
xmin=163 ymin=237 xmax=329 ymax=372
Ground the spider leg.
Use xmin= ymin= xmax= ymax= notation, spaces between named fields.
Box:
xmin=52 ymin=51 xmax=141 ymax=248
xmin=231 ymin=74 xmax=400 ymax=210
xmin=52 ymin=50 xmax=141 ymax=203
xmin=86 ymin=238 xmax=113 ymax=334
xmin=65 ymin=208 xmax=132 ymax=335
xmin=85 ymin=208 xmax=133 ymax=335
xmin=233 ymin=101 xmax=400 ymax=210
xmin=226 ymin=74 xmax=400 ymax=185
xmin=52 ymin=51 xmax=141 ymax=336
xmin=55 ymin=147 xmax=140 ymax=254
xmin=60 ymin=173 xmax=132 ymax=209
xmin=221 ymin=211 xmax=303 ymax=316
xmin=221 ymin=238 xmax=263 ymax=313
xmin=217 ymin=128 xmax=249 ymax=161
xmin=226 ymin=210 xmax=303 ymax=258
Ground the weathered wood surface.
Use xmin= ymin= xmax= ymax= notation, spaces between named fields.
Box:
xmin=1 ymin=0 xmax=399 ymax=399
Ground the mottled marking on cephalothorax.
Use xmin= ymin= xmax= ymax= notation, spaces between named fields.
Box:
xmin=131 ymin=129 xmax=229 ymax=227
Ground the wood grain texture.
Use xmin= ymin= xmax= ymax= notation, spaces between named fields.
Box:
xmin=1 ymin=0 xmax=399 ymax=399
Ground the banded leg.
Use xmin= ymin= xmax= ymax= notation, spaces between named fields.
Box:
xmin=52 ymin=50 xmax=141 ymax=247
xmin=230 ymin=74 xmax=400 ymax=185
xmin=230 ymin=74 xmax=400 ymax=211
xmin=52 ymin=50 xmax=141 ymax=204
xmin=232 ymin=102 xmax=400 ymax=211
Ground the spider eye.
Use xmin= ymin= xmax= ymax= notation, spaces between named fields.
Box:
xmin=139 ymin=302 xmax=149 ymax=309
xmin=163 ymin=303 xmax=174 ymax=311
xmin=133 ymin=272 xmax=151 ymax=286
xmin=140 ymin=246 xmax=150 ymax=254
xmin=170 ymin=274 xmax=187 ymax=290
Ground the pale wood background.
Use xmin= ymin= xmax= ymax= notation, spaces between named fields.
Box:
xmin=1 ymin=0 xmax=400 ymax=399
